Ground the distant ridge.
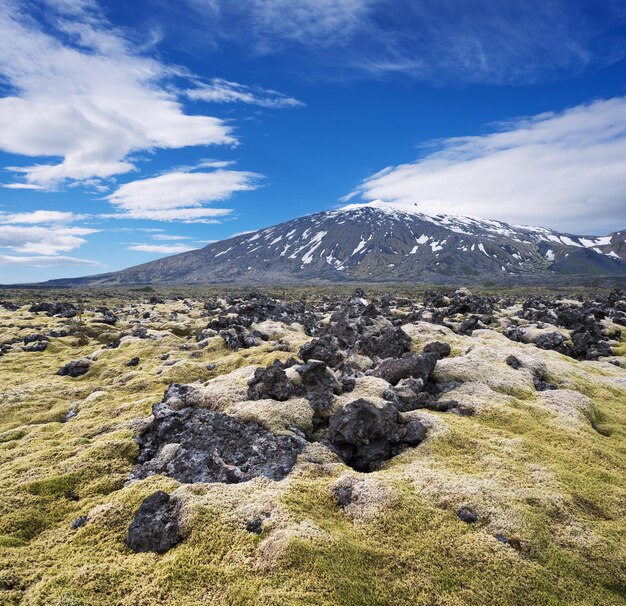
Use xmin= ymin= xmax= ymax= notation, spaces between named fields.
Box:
xmin=45 ymin=202 xmax=626 ymax=285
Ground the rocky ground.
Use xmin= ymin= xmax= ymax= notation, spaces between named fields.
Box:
xmin=0 ymin=286 xmax=625 ymax=605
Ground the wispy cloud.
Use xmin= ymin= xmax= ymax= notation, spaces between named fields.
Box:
xmin=151 ymin=234 xmax=193 ymax=241
xmin=345 ymin=96 xmax=626 ymax=234
xmin=0 ymin=254 xmax=102 ymax=267
xmin=105 ymin=167 xmax=261 ymax=222
xmin=128 ymin=243 xmax=196 ymax=254
xmin=0 ymin=210 xmax=87 ymax=224
xmin=0 ymin=0 xmax=234 ymax=189
xmin=186 ymin=79 xmax=303 ymax=108
xmin=2 ymin=183 xmax=49 ymax=190
xmin=188 ymin=0 xmax=626 ymax=83
xmin=187 ymin=0 xmax=371 ymax=54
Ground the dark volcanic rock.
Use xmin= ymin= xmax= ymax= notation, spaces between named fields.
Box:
xmin=295 ymin=360 xmax=343 ymax=430
xmin=29 ymin=301 xmax=78 ymax=318
xmin=326 ymin=316 xmax=360 ymax=349
xmin=245 ymin=518 xmax=265 ymax=534
xmin=330 ymin=476 xmax=359 ymax=508
xmin=126 ymin=357 xmax=140 ymax=367
xmin=71 ymin=515 xmax=89 ymax=530
xmin=423 ymin=341 xmax=451 ymax=359
xmin=162 ymin=383 xmax=202 ymax=408
xmin=57 ymin=359 xmax=90 ymax=377
xmin=0 ymin=301 xmax=19 ymax=311
xmin=22 ymin=335 xmax=48 ymax=352
xmin=95 ymin=307 xmax=118 ymax=325
xmin=533 ymin=377 xmax=558 ymax=391
xmin=457 ymin=507 xmax=478 ymax=523
xmin=383 ymin=378 xmax=429 ymax=412
xmin=219 ymin=325 xmax=260 ymax=350
xmin=326 ymin=399 xmax=426 ymax=472
xmin=532 ymin=367 xmax=558 ymax=391
xmin=296 ymin=360 xmax=342 ymax=394
xmin=298 ymin=336 xmax=344 ymax=368
xmin=131 ymin=403 xmax=305 ymax=484
xmin=384 ymin=379 xmax=462 ymax=413
xmin=23 ymin=333 xmax=47 ymax=344
xmin=505 ymin=354 xmax=523 ymax=369
xmin=535 ymin=331 xmax=569 ymax=354
xmin=458 ymin=316 xmax=481 ymax=336
xmin=125 ymin=491 xmax=182 ymax=554
xmin=504 ymin=326 xmax=526 ymax=343
xmin=571 ymin=328 xmax=612 ymax=360
xmin=247 ymin=360 xmax=295 ymax=401
xmin=370 ymin=352 xmax=439 ymax=386
xmin=360 ymin=326 xmax=411 ymax=360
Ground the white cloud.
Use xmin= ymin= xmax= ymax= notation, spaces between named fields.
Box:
xmin=128 ymin=243 xmax=196 ymax=254
xmin=2 ymin=183 xmax=48 ymax=190
xmin=186 ymin=79 xmax=303 ymax=108
xmin=0 ymin=254 xmax=102 ymax=267
xmin=105 ymin=168 xmax=261 ymax=222
xmin=0 ymin=210 xmax=85 ymax=224
xmin=345 ymin=96 xmax=626 ymax=234
xmin=151 ymin=234 xmax=192 ymax=240
xmin=0 ymin=1 xmax=234 ymax=188
xmin=188 ymin=0 xmax=626 ymax=83
xmin=0 ymin=225 xmax=98 ymax=254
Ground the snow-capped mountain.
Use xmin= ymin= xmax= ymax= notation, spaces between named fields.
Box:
xmin=50 ymin=201 xmax=626 ymax=285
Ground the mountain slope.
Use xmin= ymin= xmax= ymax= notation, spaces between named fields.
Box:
xmin=48 ymin=202 xmax=626 ymax=285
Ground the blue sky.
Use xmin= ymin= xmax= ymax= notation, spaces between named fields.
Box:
xmin=1 ymin=0 xmax=626 ymax=283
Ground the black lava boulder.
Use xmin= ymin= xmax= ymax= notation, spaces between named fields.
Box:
xmin=131 ymin=404 xmax=305 ymax=484
xmin=247 ymin=360 xmax=295 ymax=401
xmin=57 ymin=359 xmax=90 ymax=378
xmin=423 ymin=341 xmax=451 ymax=359
xmin=326 ymin=399 xmax=426 ymax=472
xmin=298 ymin=336 xmax=344 ymax=368
xmin=360 ymin=326 xmax=412 ymax=360
xmin=370 ymin=353 xmax=439 ymax=386
xmin=125 ymin=491 xmax=182 ymax=554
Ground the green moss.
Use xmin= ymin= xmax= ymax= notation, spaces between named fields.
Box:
xmin=26 ymin=473 xmax=83 ymax=498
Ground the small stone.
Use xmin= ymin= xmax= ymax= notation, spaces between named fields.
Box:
xmin=495 ymin=534 xmax=522 ymax=551
xmin=245 ymin=518 xmax=264 ymax=534
xmin=457 ymin=507 xmax=478 ymax=523
xmin=505 ymin=355 xmax=522 ymax=369
xmin=71 ymin=515 xmax=88 ymax=530
xmin=331 ymin=476 xmax=357 ymax=508
xmin=126 ymin=357 xmax=140 ymax=367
